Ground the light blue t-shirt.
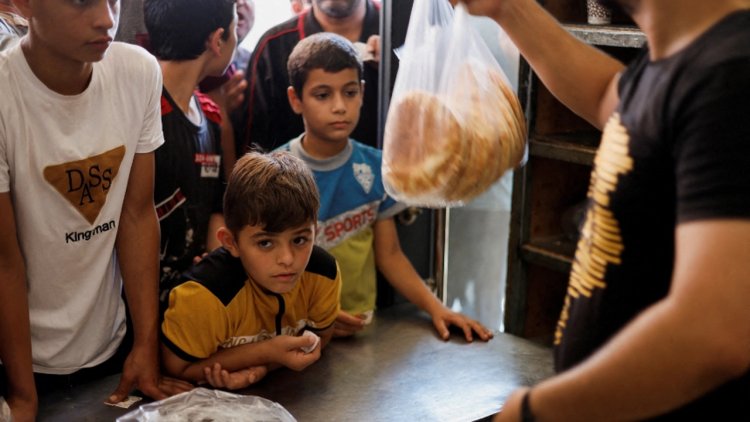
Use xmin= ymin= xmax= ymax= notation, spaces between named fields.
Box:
xmin=278 ymin=136 xmax=406 ymax=313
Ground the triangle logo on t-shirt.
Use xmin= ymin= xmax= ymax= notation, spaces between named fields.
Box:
xmin=353 ymin=162 xmax=374 ymax=194
xmin=43 ymin=145 xmax=125 ymax=224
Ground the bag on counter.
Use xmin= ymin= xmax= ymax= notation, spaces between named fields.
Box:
xmin=116 ymin=387 xmax=296 ymax=422
xmin=382 ymin=0 xmax=527 ymax=207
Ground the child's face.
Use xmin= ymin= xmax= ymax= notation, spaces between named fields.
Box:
xmin=226 ymin=222 xmax=316 ymax=294
xmin=290 ymin=68 xmax=363 ymax=146
xmin=24 ymin=0 xmax=119 ymax=64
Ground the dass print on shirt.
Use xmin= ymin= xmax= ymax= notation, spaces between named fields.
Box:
xmin=43 ymin=145 xmax=125 ymax=224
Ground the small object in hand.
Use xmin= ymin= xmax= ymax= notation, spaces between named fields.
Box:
xmin=353 ymin=42 xmax=375 ymax=62
xmin=359 ymin=310 xmax=374 ymax=325
xmin=300 ymin=330 xmax=320 ymax=354
xmin=105 ymin=395 xmax=143 ymax=409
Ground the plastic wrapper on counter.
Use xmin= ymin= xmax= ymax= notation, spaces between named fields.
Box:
xmin=382 ymin=0 xmax=527 ymax=208
xmin=116 ymin=387 xmax=296 ymax=422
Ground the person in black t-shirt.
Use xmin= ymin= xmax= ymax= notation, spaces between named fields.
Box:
xmin=144 ymin=0 xmax=237 ymax=289
xmin=462 ymin=0 xmax=750 ymax=420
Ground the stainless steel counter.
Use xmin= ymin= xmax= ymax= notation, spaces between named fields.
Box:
xmin=37 ymin=304 xmax=554 ymax=421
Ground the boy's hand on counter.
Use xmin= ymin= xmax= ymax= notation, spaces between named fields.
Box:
xmin=332 ymin=310 xmax=367 ymax=338
xmin=203 ymin=362 xmax=268 ymax=390
xmin=271 ymin=335 xmax=322 ymax=371
xmin=429 ymin=307 xmax=495 ymax=342
xmin=108 ymin=345 xmax=194 ymax=404
xmin=109 ymin=344 xmax=164 ymax=404
xmin=155 ymin=376 xmax=195 ymax=396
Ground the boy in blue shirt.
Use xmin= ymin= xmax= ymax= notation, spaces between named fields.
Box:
xmin=278 ymin=33 xmax=494 ymax=341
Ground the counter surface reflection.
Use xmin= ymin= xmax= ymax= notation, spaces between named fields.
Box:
xmin=37 ymin=303 xmax=554 ymax=421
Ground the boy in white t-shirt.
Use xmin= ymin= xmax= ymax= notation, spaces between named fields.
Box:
xmin=0 ymin=0 xmax=190 ymax=420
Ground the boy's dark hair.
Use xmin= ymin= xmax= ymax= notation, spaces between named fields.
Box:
xmin=224 ymin=151 xmax=320 ymax=234
xmin=144 ymin=0 xmax=235 ymax=60
xmin=287 ymin=32 xmax=364 ymax=97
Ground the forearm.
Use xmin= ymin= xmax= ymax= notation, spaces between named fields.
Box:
xmin=0 ymin=195 xmax=36 ymax=407
xmin=493 ymin=0 xmax=624 ymax=127
xmin=0 ymin=265 xmax=36 ymax=405
xmin=116 ymin=204 xmax=160 ymax=350
xmin=529 ymin=222 xmax=750 ymax=420
xmin=376 ymin=252 xmax=443 ymax=315
xmin=374 ymin=218 xmax=444 ymax=315
xmin=164 ymin=340 xmax=278 ymax=383
xmin=531 ymin=300 xmax=747 ymax=421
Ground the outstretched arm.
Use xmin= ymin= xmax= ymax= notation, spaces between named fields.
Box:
xmin=0 ymin=193 xmax=37 ymax=422
xmin=496 ymin=220 xmax=750 ymax=421
xmin=110 ymin=152 xmax=173 ymax=403
xmin=373 ymin=218 xmax=493 ymax=342
xmin=461 ymin=0 xmax=623 ymax=128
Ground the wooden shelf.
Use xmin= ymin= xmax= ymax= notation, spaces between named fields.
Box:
xmin=506 ymin=3 xmax=644 ymax=340
xmin=520 ymin=236 xmax=577 ymax=274
xmin=564 ymin=24 xmax=645 ymax=48
xmin=530 ymin=133 xmax=599 ymax=166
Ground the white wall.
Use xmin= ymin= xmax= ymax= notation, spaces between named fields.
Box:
xmin=241 ymin=0 xmax=297 ymax=52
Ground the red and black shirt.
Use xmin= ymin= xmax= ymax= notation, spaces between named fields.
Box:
xmin=156 ymin=89 xmax=225 ymax=287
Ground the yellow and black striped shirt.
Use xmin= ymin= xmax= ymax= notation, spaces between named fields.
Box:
xmin=162 ymin=246 xmax=341 ymax=362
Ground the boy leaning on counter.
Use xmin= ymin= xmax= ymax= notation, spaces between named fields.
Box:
xmin=0 ymin=0 xmax=191 ymax=420
xmin=160 ymin=151 xmax=342 ymax=390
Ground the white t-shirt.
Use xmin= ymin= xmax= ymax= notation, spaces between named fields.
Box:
xmin=0 ymin=42 xmax=164 ymax=374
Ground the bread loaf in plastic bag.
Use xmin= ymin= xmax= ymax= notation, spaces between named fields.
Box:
xmin=383 ymin=0 xmax=527 ymax=207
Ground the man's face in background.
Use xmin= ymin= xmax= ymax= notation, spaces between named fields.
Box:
xmin=314 ymin=0 xmax=362 ymax=19
xmin=236 ymin=0 xmax=255 ymax=41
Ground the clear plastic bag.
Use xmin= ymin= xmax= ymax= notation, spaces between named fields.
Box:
xmin=382 ymin=0 xmax=527 ymax=207
xmin=116 ymin=388 xmax=296 ymax=422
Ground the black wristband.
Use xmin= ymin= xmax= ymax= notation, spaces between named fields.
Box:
xmin=520 ymin=388 xmax=536 ymax=422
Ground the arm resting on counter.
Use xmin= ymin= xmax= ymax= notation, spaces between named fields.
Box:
xmin=161 ymin=330 xmax=329 ymax=387
xmin=0 ymin=193 xmax=37 ymax=422
xmin=111 ymin=152 xmax=166 ymax=403
xmin=373 ymin=217 xmax=493 ymax=342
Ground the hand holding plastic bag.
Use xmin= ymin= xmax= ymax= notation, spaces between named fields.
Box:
xmin=382 ymin=0 xmax=527 ymax=207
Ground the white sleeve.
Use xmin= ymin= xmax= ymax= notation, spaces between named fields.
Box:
xmin=0 ymin=93 xmax=9 ymax=193
xmin=0 ymin=76 xmax=10 ymax=192
xmin=136 ymin=51 xmax=164 ymax=154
